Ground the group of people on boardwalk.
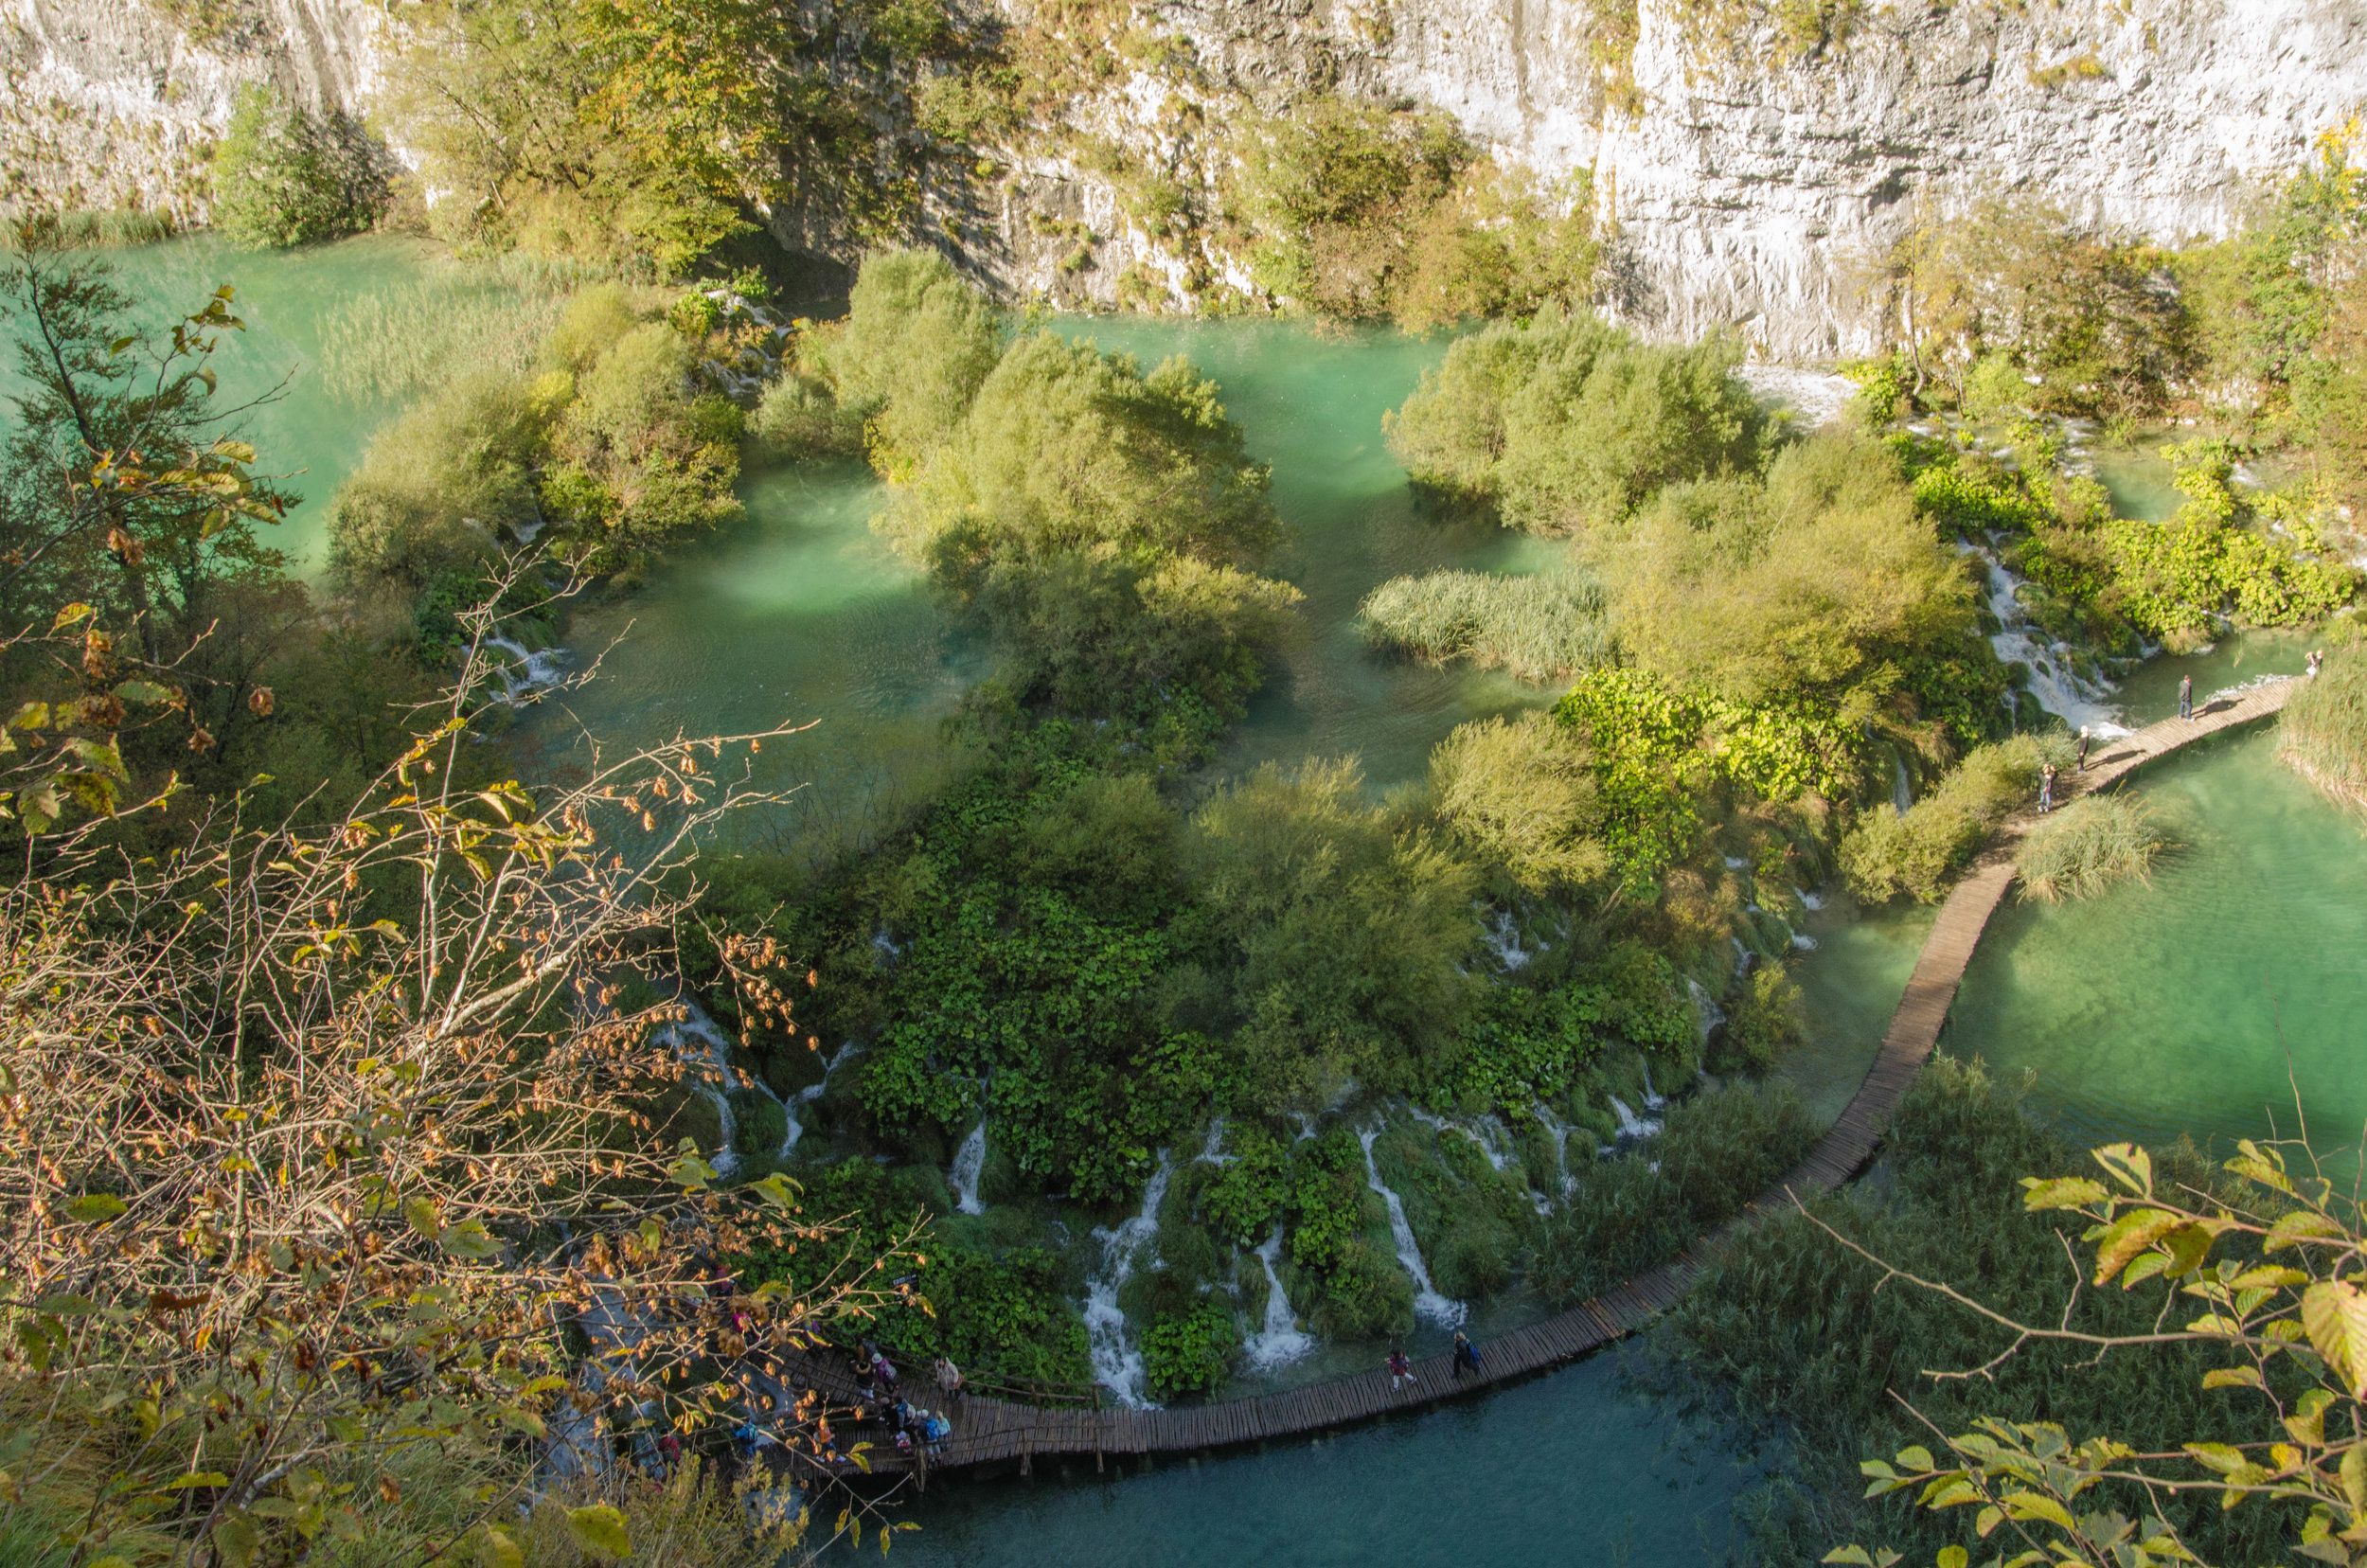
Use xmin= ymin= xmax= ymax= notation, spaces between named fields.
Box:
xmin=1380 ymin=1332 xmax=1484 ymax=1390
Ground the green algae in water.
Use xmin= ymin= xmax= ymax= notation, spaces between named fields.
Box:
xmin=848 ymin=1352 xmax=1766 ymax=1568
xmin=1949 ymin=730 xmax=2367 ymax=1150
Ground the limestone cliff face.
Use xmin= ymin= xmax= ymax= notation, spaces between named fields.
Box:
xmin=1 ymin=0 xmax=379 ymax=224
xmin=9 ymin=0 xmax=2365 ymax=360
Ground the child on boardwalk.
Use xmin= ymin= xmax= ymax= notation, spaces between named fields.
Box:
xmin=2038 ymin=763 xmax=2056 ymax=813
xmin=1386 ymin=1349 xmax=1413 ymax=1389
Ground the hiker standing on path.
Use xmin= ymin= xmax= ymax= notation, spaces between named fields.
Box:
xmin=2076 ymin=725 xmax=2091 ymax=773
xmin=2179 ymin=673 xmax=2194 ymax=720
xmin=2038 ymin=763 xmax=2056 ymax=814
xmin=1450 ymin=1331 xmax=1481 ymax=1380
xmin=2308 ymin=650 xmax=2325 ymax=679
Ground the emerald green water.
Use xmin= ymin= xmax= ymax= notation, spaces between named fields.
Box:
xmin=2 ymin=235 xmax=516 ymax=571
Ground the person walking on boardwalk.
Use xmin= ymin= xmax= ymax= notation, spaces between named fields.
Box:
xmin=1450 ymin=1331 xmax=1481 ymax=1380
xmin=2038 ymin=763 xmax=2056 ymax=814
xmin=2076 ymin=725 xmax=2091 ymax=773
xmin=1387 ymin=1348 xmax=1413 ymax=1390
xmin=2179 ymin=673 xmax=2194 ymax=720
xmin=2308 ymin=649 xmax=2325 ymax=679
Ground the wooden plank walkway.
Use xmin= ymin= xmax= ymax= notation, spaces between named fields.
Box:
xmin=807 ymin=680 xmax=2296 ymax=1478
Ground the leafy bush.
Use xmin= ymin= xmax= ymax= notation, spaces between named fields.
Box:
xmin=328 ymin=369 xmax=546 ymax=596
xmin=1553 ymin=667 xmax=1862 ymax=895
xmin=1383 ymin=308 xmax=1770 ymax=535
xmin=546 ymin=321 xmax=745 ymax=572
xmin=1140 ymin=1298 xmax=1238 ymax=1398
xmin=1713 ymin=962 xmax=1804 ymax=1073
xmin=1427 ymin=711 xmax=1608 ymax=892
xmin=1199 ymin=1122 xmax=1292 ymax=1247
xmin=2279 ymin=647 xmax=2367 ymax=813
xmin=830 ymin=249 xmax=1005 ymax=474
xmin=1610 ymin=433 xmax=1992 ymax=715
xmin=1359 ymin=568 xmax=1616 ymax=682
xmin=2014 ymin=793 xmax=2172 ymax=903
xmin=1840 ymin=732 xmax=2073 ymax=903
xmin=1192 ymin=758 xmax=1482 ymax=1103
xmin=211 ymin=83 xmax=389 ymax=248
xmin=2089 ymin=438 xmax=2358 ymax=639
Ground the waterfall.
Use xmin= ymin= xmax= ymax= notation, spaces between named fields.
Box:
xmin=950 ymin=1121 xmax=988 ymax=1216
xmin=1687 ymin=978 xmax=1727 ymax=1045
xmin=1892 ymin=753 xmax=1914 ymax=815
xmin=1198 ymin=1118 xmax=1233 ymax=1165
xmin=1640 ymin=1062 xmax=1667 ymax=1111
xmin=1794 ymin=886 xmax=1824 ymax=911
xmin=1532 ymin=1103 xmax=1576 ymax=1196
xmin=484 ymin=633 xmax=566 ymax=704
xmin=1970 ymin=546 xmax=2131 ymax=737
xmin=779 ymin=1041 xmax=855 ymax=1158
xmin=1480 ymin=908 xmax=1536 ymax=971
xmin=1358 ymin=1130 xmax=1465 ymax=1327
xmin=1241 ymin=1228 xmax=1315 ymax=1370
xmin=1082 ymin=1154 xmax=1172 ymax=1409
xmin=1607 ymin=1096 xmax=1663 ymax=1142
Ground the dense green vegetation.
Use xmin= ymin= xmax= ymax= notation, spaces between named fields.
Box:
xmin=1383 ymin=309 xmax=1771 ymax=534
xmin=1839 ymin=734 xmax=2072 ymax=904
xmin=1657 ymin=1058 xmax=2298 ymax=1568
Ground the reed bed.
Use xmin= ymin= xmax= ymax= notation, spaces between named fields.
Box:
xmin=2014 ymin=792 xmax=2171 ymax=902
xmin=1358 ymin=568 xmax=1616 ymax=684
xmin=2278 ymin=648 xmax=2367 ymax=814
xmin=315 ymin=273 xmax=573 ymax=402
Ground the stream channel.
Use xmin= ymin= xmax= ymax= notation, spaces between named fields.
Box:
xmin=43 ymin=238 xmax=2367 ymax=1566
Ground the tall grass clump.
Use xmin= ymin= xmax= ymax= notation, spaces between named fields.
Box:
xmin=2014 ymin=792 xmax=2171 ymax=902
xmin=1360 ymin=569 xmax=1617 ymax=683
xmin=1528 ymin=1080 xmax=1819 ymax=1305
xmin=2279 ymin=648 xmax=2367 ymax=813
xmin=1840 ymin=732 xmax=2073 ymax=903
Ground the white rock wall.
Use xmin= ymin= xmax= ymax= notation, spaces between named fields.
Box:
xmin=9 ymin=0 xmax=2365 ymax=360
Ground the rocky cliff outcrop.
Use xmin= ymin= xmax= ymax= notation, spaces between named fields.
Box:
xmin=1 ymin=0 xmax=378 ymax=224
xmin=8 ymin=0 xmax=2363 ymax=358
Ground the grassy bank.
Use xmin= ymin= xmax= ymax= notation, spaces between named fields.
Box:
xmin=2279 ymin=647 xmax=2367 ymax=812
xmin=1358 ymin=568 xmax=1616 ymax=683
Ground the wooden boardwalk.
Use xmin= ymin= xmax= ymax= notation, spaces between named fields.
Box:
xmin=806 ymin=680 xmax=2297 ymax=1479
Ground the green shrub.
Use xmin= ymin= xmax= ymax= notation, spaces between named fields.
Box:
xmin=2014 ymin=792 xmax=2172 ymax=903
xmin=1199 ymin=1123 xmax=1292 ymax=1247
xmin=1426 ymin=711 xmax=1608 ymax=892
xmin=1840 ymin=732 xmax=2073 ymax=903
xmin=1382 ymin=308 xmax=1770 ymax=535
xmin=729 ymin=1090 xmax=789 ymax=1156
xmin=211 ymin=83 xmax=389 ymax=248
xmin=2279 ymin=648 xmax=2367 ymax=813
xmin=1713 ymin=962 xmax=1804 ymax=1073
xmin=327 ymin=369 xmax=547 ymax=596
xmin=1611 ymin=433 xmax=1990 ymax=713
xmin=829 ymin=249 xmax=1004 ymax=474
xmin=1192 ymin=758 xmax=1482 ymax=1103
xmin=1222 ymin=98 xmax=1600 ymax=328
xmin=752 ymin=324 xmax=867 ymax=459
xmin=1358 ymin=568 xmax=1616 ymax=683
xmin=547 ymin=322 xmax=744 ymax=572
xmin=1140 ymin=1298 xmax=1238 ymax=1398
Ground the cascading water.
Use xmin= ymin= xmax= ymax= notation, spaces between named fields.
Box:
xmin=655 ymin=999 xmax=819 ymax=1168
xmin=1892 ymin=754 xmax=1914 ymax=815
xmin=1640 ymin=1063 xmax=1667 ymax=1111
xmin=1359 ymin=1130 xmax=1465 ymax=1327
xmin=1686 ymin=979 xmax=1727 ymax=1048
xmin=1971 ymin=547 xmax=2130 ymax=736
xmin=779 ymin=1040 xmax=855 ymax=1158
xmin=1531 ymin=1103 xmax=1576 ymax=1195
xmin=1241 ymin=1228 xmax=1315 ymax=1370
xmin=1082 ymin=1155 xmax=1172 ymax=1409
xmin=950 ymin=1121 xmax=988 ymax=1216
xmin=1480 ymin=908 xmax=1537 ymax=971
xmin=485 ymin=634 xmax=567 ymax=704
xmin=1606 ymin=1096 xmax=1662 ymax=1142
